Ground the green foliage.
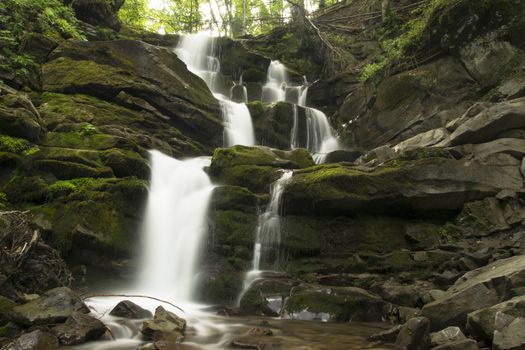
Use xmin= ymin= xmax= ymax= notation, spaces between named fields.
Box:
xmin=0 ymin=135 xmax=39 ymax=155
xmin=119 ymin=0 xmax=148 ymax=28
xmin=0 ymin=0 xmax=84 ymax=77
xmin=360 ymin=0 xmax=451 ymax=82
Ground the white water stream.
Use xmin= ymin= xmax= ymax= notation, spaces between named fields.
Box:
xmin=175 ymin=33 xmax=255 ymax=147
xmin=261 ymin=60 xmax=340 ymax=163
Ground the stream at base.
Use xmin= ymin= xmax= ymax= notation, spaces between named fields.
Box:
xmin=73 ymin=295 xmax=395 ymax=350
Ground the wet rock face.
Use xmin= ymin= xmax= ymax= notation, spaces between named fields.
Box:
xmin=281 ymin=154 xmax=524 ymax=216
xmin=11 ymin=287 xmax=89 ymax=326
xmin=43 ymin=40 xmax=223 ymax=150
xmin=341 ymin=57 xmax=476 ymax=151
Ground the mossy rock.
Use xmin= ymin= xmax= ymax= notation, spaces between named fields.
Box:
xmin=282 ymin=155 xmax=524 ymax=216
xmin=34 ymin=160 xmax=114 ymax=180
xmin=210 ymin=146 xmax=313 ymax=193
xmin=211 ymin=210 xmax=257 ymax=249
xmin=283 ymin=286 xmax=384 ymax=322
xmin=35 ymin=177 xmax=148 ymax=258
xmin=42 ymin=131 xmax=118 ymax=150
xmin=3 ymin=175 xmax=49 ymax=204
xmin=42 ymin=40 xmax=223 ymax=148
xmin=239 ymin=279 xmax=292 ymax=316
xmin=196 ymin=272 xmax=244 ymax=305
xmin=211 ymin=186 xmax=257 ymax=213
xmin=211 ymin=145 xmax=314 ymax=171
xmin=100 ymin=149 xmax=149 ymax=179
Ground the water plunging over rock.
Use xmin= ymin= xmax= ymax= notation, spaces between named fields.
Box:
xmin=238 ymin=170 xmax=293 ymax=304
xmin=175 ymin=33 xmax=255 ymax=147
xmin=137 ymin=150 xmax=215 ymax=302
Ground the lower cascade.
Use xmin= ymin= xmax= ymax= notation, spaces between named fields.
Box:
xmin=238 ymin=170 xmax=293 ymax=304
xmin=137 ymin=150 xmax=215 ymax=301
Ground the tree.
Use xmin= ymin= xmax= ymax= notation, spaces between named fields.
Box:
xmin=119 ymin=0 xmax=148 ymax=28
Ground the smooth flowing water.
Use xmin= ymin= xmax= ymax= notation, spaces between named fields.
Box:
xmin=175 ymin=33 xmax=255 ymax=147
xmin=238 ymin=170 xmax=293 ymax=303
xmin=137 ymin=150 xmax=214 ymax=301
xmin=261 ymin=61 xmax=340 ymax=162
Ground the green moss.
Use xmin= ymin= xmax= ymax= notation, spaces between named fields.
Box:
xmin=42 ymin=130 xmax=117 ymax=150
xmin=0 ymin=135 xmax=39 ymax=155
xmin=220 ymin=165 xmax=280 ymax=194
xmin=213 ymin=210 xmax=257 ymax=248
xmin=211 ymin=185 xmax=257 ymax=213
xmin=387 ymin=251 xmax=416 ymax=271
xmin=35 ymin=159 xmax=114 ymax=179
xmin=3 ymin=174 xmax=48 ymax=204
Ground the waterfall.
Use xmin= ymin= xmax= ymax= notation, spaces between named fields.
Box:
xmin=238 ymin=170 xmax=293 ymax=303
xmin=137 ymin=150 xmax=215 ymax=302
xmin=306 ymin=107 xmax=341 ymax=164
xmin=262 ymin=61 xmax=288 ymax=103
xmin=175 ymin=33 xmax=255 ymax=147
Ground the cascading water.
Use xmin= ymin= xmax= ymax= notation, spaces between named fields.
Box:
xmin=137 ymin=150 xmax=215 ymax=301
xmin=238 ymin=170 xmax=293 ymax=303
xmin=175 ymin=33 xmax=255 ymax=147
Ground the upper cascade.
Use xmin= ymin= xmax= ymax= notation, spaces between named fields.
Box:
xmin=175 ymin=33 xmax=255 ymax=147
xmin=260 ymin=60 xmax=341 ymax=163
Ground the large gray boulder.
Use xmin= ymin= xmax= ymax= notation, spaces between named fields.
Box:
xmin=11 ymin=287 xmax=89 ymax=326
xmin=442 ymin=98 xmax=525 ymax=146
xmin=395 ymin=316 xmax=431 ymax=350
xmin=466 ymin=295 xmax=525 ymax=343
xmin=421 ymin=255 xmax=525 ymax=331
xmin=430 ymin=326 xmax=466 ymax=347
xmin=493 ymin=317 xmax=525 ymax=350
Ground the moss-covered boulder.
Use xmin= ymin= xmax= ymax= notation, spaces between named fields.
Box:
xmin=209 ymin=145 xmax=313 ymax=193
xmin=38 ymin=93 xmax=205 ymax=157
xmin=281 ymin=154 xmax=525 ymax=216
xmin=239 ymin=279 xmax=293 ymax=316
xmin=43 ymin=40 xmax=223 ymax=149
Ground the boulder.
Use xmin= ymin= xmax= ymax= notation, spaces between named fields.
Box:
xmin=421 ymin=255 xmax=525 ymax=331
xmin=394 ymin=128 xmax=450 ymax=153
xmin=282 ymin=286 xmax=385 ymax=322
xmin=395 ymin=316 xmax=431 ymax=350
xmin=431 ymin=339 xmax=479 ymax=350
xmin=324 ymin=149 xmax=363 ymax=163
xmin=110 ymin=300 xmax=153 ymax=319
xmin=493 ymin=317 xmax=525 ymax=350
xmin=460 ymin=36 xmax=522 ymax=89
xmin=11 ymin=287 xmax=89 ymax=326
xmin=209 ymin=145 xmax=314 ymax=193
xmin=141 ymin=306 xmax=186 ymax=343
xmin=430 ymin=327 xmax=466 ymax=347
xmin=2 ymin=330 xmax=58 ymax=350
xmin=466 ymin=295 xmax=525 ymax=343
xmin=443 ymin=98 xmax=525 ymax=146
xmin=52 ymin=312 xmax=106 ymax=345
xmin=281 ymin=155 xmax=525 ymax=216
xmin=43 ymin=40 xmax=223 ymax=149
